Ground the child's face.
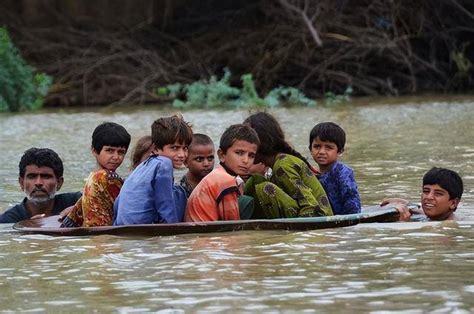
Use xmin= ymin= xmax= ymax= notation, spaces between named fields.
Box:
xmin=218 ymin=140 xmax=257 ymax=176
xmin=93 ymin=145 xmax=127 ymax=172
xmin=186 ymin=144 xmax=215 ymax=179
xmin=421 ymin=184 xmax=459 ymax=220
xmin=155 ymin=141 xmax=188 ymax=169
xmin=310 ymin=137 xmax=340 ymax=167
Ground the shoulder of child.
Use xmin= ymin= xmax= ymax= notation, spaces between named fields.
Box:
xmin=93 ymin=169 xmax=122 ymax=182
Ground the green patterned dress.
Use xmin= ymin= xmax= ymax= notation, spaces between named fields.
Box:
xmin=244 ymin=153 xmax=333 ymax=219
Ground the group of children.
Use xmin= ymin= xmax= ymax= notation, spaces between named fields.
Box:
xmin=60 ymin=111 xmax=465 ymax=228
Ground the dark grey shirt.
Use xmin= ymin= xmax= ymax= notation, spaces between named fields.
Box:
xmin=0 ymin=192 xmax=82 ymax=223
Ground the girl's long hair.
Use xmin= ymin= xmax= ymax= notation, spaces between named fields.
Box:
xmin=243 ymin=111 xmax=312 ymax=169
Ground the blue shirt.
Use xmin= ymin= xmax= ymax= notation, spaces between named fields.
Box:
xmin=319 ymin=161 xmax=361 ymax=215
xmin=113 ymin=155 xmax=187 ymax=225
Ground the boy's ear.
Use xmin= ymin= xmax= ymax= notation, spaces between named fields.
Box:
xmin=449 ymin=198 xmax=460 ymax=211
xmin=217 ymin=148 xmax=225 ymax=162
xmin=91 ymin=146 xmax=99 ymax=156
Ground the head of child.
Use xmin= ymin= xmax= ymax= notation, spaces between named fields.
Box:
xmin=421 ymin=167 xmax=463 ymax=220
xmin=309 ymin=122 xmax=345 ymax=171
xmin=151 ymin=114 xmax=193 ymax=169
xmin=218 ymin=124 xmax=260 ymax=177
xmin=186 ymin=133 xmax=215 ymax=181
xmin=243 ymin=112 xmax=286 ymax=166
xmin=130 ymin=135 xmax=153 ymax=170
xmin=92 ymin=122 xmax=131 ymax=172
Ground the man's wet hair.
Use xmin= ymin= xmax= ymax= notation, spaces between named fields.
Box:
xmin=19 ymin=147 xmax=64 ymax=178
xmin=309 ymin=122 xmax=346 ymax=153
xmin=219 ymin=124 xmax=260 ymax=153
xmin=190 ymin=133 xmax=214 ymax=149
xmin=423 ymin=167 xmax=463 ymax=200
xmin=151 ymin=114 xmax=193 ymax=149
xmin=92 ymin=122 xmax=131 ymax=153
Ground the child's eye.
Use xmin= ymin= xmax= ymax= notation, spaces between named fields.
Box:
xmin=195 ymin=157 xmax=204 ymax=162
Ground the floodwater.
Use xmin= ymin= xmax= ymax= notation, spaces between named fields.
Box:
xmin=0 ymin=95 xmax=473 ymax=312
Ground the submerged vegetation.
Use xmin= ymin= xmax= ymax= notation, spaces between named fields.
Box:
xmin=157 ymin=69 xmax=316 ymax=109
xmin=0 ymin=27 xmax=51 ymax=112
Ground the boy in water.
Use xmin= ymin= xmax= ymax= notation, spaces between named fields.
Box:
xmin=179 ymin=133 xmax=215 ymax=197
xmin=382 ymin=167 xmax=463 ymax=221
xmin=61 ymin=122 xmax=131 ymax=227
xmin=309 ymin=122 xmax=361 ymax=215
xmin=184 ymin=124 xmax=259 ymax=222
xmin=114 ymin=114 xmax=192 ymax=225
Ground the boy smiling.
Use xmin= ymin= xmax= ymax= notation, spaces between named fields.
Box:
xmin=114 ymin=114 xmax=192 ymax=225
xmin=382 ymin=167 xmax=464 ymax=221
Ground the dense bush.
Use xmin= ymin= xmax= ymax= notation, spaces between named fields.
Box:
xmin=0 ymin=27 xmax=51 ymax=112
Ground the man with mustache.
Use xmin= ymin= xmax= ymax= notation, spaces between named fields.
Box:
xmin=0 ymin=148 xmax=81 ymax=223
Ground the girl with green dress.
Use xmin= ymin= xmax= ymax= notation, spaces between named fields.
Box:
xmin=243 ymin=112 xmax=333 ymax=219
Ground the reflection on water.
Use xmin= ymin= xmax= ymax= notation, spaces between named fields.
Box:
xmin=1 ymin=96 xmax=474 ymax=311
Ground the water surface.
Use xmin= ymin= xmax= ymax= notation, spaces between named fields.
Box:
xmin=0 ymin=96 xmax=473 ymax=312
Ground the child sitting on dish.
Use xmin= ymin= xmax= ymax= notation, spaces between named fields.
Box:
xmin=179 ymin=133 xmax=215 ymax=197
xmin=61 ymin=122 xmax=131 ymax=227
xmin=184 ymin=124 xmax=259 ymax=222
xmin=114 ymin=114 xmax=192 ymax=225
xmin=309 ymin=122 xmax=361 ymax=215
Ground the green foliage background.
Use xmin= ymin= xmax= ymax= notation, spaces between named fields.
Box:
xmin=157 ymin=69 xmax=318 ymax=109
xmin=0 ymin=27 xmax=52 ymax=112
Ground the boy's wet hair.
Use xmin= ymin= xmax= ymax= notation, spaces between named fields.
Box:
xmin=190 ymin=133 xmax=214 ymax=149
xmin=19 ymin=147 xmax=64 ymax=178
xmin=151 ymin=114 xmax=193 ymax=149
xmin=244 ymin=111 xmax=311 ymax=168
xmin=309 ymin=122 xmax=346 ymax=153
xmin=130 ymin=135 xmax=153 ymax=170
xmin=92 ymin=122 xmax=131 ymax=153
xmin=423 ymin=167 xmax=463 ymax=200
xmin=219 ymin=124 xmax=259 ymax=153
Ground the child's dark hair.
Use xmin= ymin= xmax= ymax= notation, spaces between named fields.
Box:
xmin=244 ymin=112 xmax=311 ymax=168
xmin=19 ymin=147 xmax=64 ymax=178
xmin=423 ymin=167 xmax=463 ymax=201
xmin=131 ymin=135 xmax=153 ymax=170
xmin=309 ymin=122 xmax=346 ymax=153
xmin=151 ymin=114 xmax=193 ymax=149
xmin=92 ymin=122 xmax=131 ymax=153
xmin=219 ymin=124 xmax=259 ymax=153
xmin=190 ymin=133 xmax=214 ymax=149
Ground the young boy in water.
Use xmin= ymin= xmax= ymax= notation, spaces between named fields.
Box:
xmin=309 ymin=122 xmax=361 ymax=215
xmin=179 ymin=133 xmax=215 ymax=197
xmin=61 ymin=122 xmax=131 ymax=227
xmin=382 ymin=167 xmax=463 ymax=221
xmin=114 ymin=114 xmax=192 ymax=225
xmin=184 ymin=124 xmax=259 ymax=222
